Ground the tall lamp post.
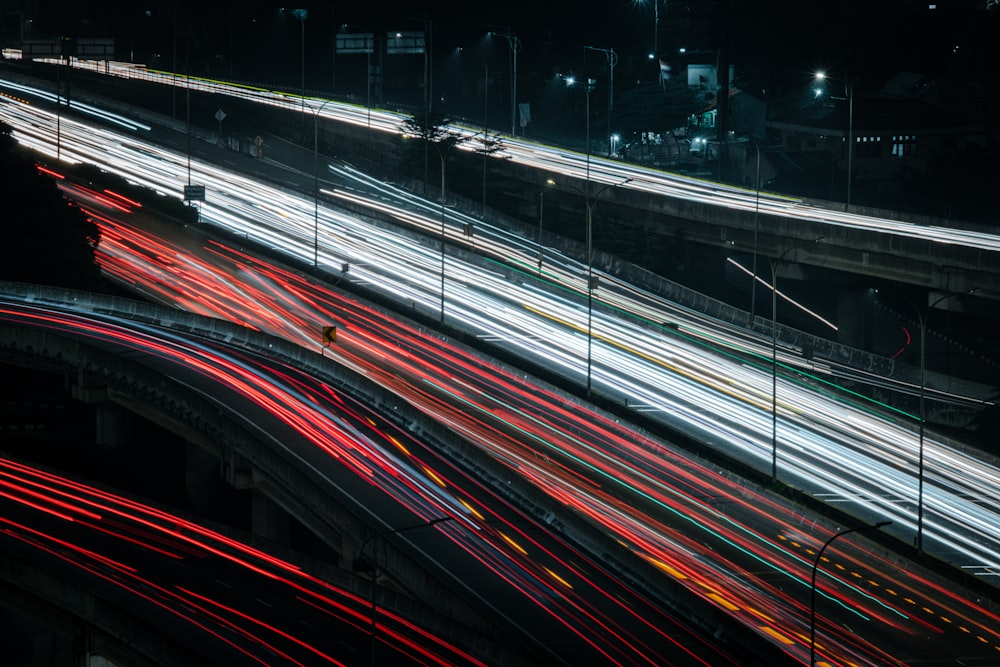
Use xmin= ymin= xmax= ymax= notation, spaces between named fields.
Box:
xmin=768 ymin=237 xmax=822 ymax=483
xmin=359 ymin=516 xmax=455 ymax=667
xmin=640 ymin=0 xmax=660 ymax=59
xmin=489 ymin=29 xmax=521 ymax=137
xmin=579 ymin=176 xmax=632 ymax=396
xmin=565 ymin=60 xmax=631 ymax=396
xmin=481 ymin=57 xmax=489 ymax=215
xmin=552 ymin=177 xmax=632 ymax=398
xmin=313 ymin=98 xmax=337 ymax=269
xmin=183 ymin=55 xmax=216 ymax=222
xmin=809 ymin=520 xmax=892 ymax=665
xmin=815 ymin=71 xmax=854 ymax=210
xmin=287 ymin=8 xmax=307 ymax=114
xmin=584 ymin=45 xmax=618 ymax=156
xmin=538 ymin=178 xmax=554 ymax=271
xmin=750 ymin=140 xmax=762 ymax=323
xmin=883 ymin=288 xmax=976 ymax=554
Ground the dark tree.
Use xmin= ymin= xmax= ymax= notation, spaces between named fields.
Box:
xmin=399 ymin=110 xmax=470 ymax=201
xmin=0 ymin=122 xmax=102 ymax=290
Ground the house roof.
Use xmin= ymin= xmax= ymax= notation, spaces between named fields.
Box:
xmin=771 ymin=95 xmax=975 ymax=134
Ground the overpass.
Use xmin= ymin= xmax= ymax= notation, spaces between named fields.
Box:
xmin=2 ymin=60 xmax=996 ymax=410
xmin=0 ymin=284 xmax=795 ymax=666
xmin=6 ymin=58 xmax=998 ymax=309
xmin=0 ymin=285 xmax=520 ymax=665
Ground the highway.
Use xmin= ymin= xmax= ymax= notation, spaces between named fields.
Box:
xmin=34 ymin=51 xmax=1000 ymax=254
xmin=2 ymin=73 xmax=998 ymax=577
xmin=0 ymin=453 xmax=481 ymax=667
xmin=32 ymin=176 xmax=1000 ymax=665
xmin=1 ymin=71 xmax=999 ymax=663
xmin=0 ymin=299 xmax=493 ymax=666
xmin=0 ymin=295 xmax=752 ymax=665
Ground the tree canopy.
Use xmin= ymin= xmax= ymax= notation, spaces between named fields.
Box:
xmin=399 ymin=110 xmax=471 ymax=200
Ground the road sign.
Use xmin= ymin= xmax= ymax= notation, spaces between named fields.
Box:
xmin=337 ymin=33 xmax=374 ymax=54
xmin=183 ymin=185 xmax=206 ymax=201
xmin=214 ymin=109 xmax=226 ymax=123
xmin=322 ymin=326 xmax=337 ymax=345
xmin=386 ymin=31 xmax=425 ymax=54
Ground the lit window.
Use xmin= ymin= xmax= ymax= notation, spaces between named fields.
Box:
xmin=891 ymin=135 xmax=917 ymax=158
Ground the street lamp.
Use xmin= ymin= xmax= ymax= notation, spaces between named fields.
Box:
xmin=289 ymin=8 xmax=308 ymax=113
xmin=746 ymin=140 xmax=781 ymax=324
xmin=359 ymin=516 xmax=455 ymax=667
xmin=584 ymin=180 xmax=631 ymax=395
xmin=489 ymin=29 xmax=521 ymax=137
xmin=539 ymin=178 xmax=554 ymax=271
xmin=749 ymin=141 xmax=762 ymax=323
xmin=482 ymin=57 xmax=489 ymax=215
xmin=440 ymin=179 xmax=446 ymax=325
xmin=809 ymin=520 xmax=892 ymax=666
xmin=815 ymin=71 xmax=854 ymax=210
xmin=584 ymin=45 xmax=618 ymax=156
xmin=768 ymin=237 xmax=822 ymax=483
xmin=564 ymin=61 xmax=631 ymax=396
xmin=633 ymin=0 xmax=660 ymax=59
xmin=881 ymin=288 xmax=976 ymax=554
xmin=552 ymin=177 xmax=632 ymax=398
xmin=313 ymin=98 xmax=337 ymax=269
xmin=436 ymin=134 xmax=465 ymax=325
xmin=183 ymin=55 xmax=216 ymax=222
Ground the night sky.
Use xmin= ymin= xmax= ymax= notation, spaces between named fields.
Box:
xmin=19 ymin=1 xmax=998 ymax=80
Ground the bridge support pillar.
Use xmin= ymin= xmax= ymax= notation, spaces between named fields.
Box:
xmin=252 ymin=490 xmax=290 ymax=546
xmin=836 ymin=287 xmax=874 ymax=351
xmin=184 ymin=442 xmax=219 ymax=514
xmin=70 ymin=380 xmax=131 ymax=449
xmin=339 ymin=532 xmax=363 ymax=572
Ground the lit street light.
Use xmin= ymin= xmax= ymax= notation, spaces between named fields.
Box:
xmin=313 ymin=98 xmax=337 ymax=269
xmin=878 ymin=288 xmax=977 ymax=554
xmin=289 ymin=8 xmax=308 ymax=113
xmin=584 ymin=45 xmax=618 ymax=156
xmin=563 ymin=56 xmax=631 ymax=395
xmin=815 ymin=71 xmax=854 ymax=210
xmin=551 ymin=173 xmax=632 ymax=396
xmin=768 ymin=237 xmax=822 ymax=483
xmin=809 ymin=520 xmax=892 ymax=666
xmin=633 ymin=0 xmax=660 ymax=60
xmin=482 ymin=56 xmax=489 ymax=214
xmin=182 ymin=55 xmax=217 ymax=222
xmin=539 ymin=179 xmax=555 ymax=271
xmin=749 ymin=140 xmax=762 ymax=323
xmin=746 ymin=140 xmax=780 ymax=323
xmin=489 ymin=29 xmax=521 ymax=137
xmin=584 ymin=177 xmax=632 ymax=396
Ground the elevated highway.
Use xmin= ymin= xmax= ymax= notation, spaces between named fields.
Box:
xmin=4 ymin=57 xmax=998 ymax=305
xmin=1 ymin=65 xmax=1000 ymax=664
xmin=0 ymin=287 xmax=520 ymax=665
xmin=0 ymin=285 xmax=788 ymax=666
